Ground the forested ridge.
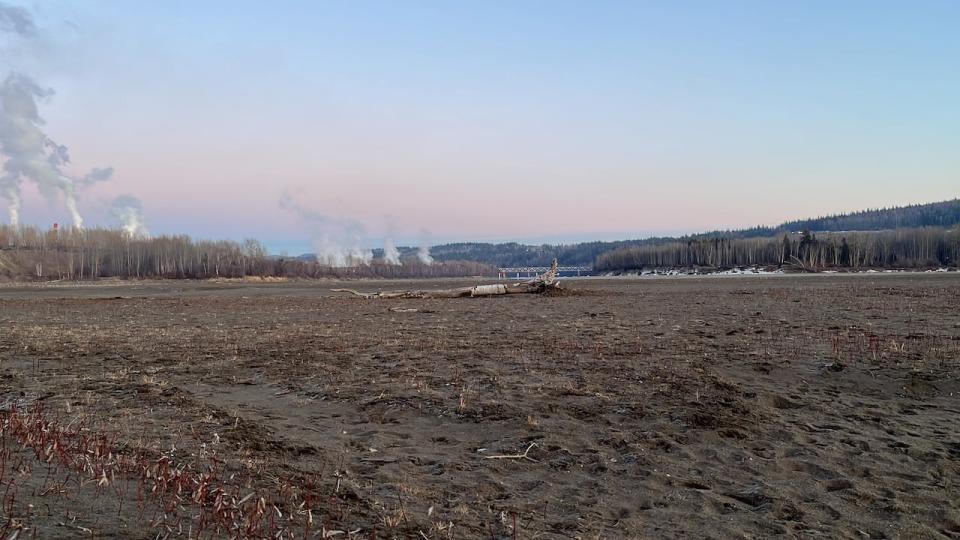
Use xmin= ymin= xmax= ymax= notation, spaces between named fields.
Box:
xmin=596 ymin=199 xmax=960 ymax=272
xmin=405 ymin=198 xmax=960 ymax=269
xmin=697 ymin=198 xmax=960 ymax=240
xmin=596 ymin=228 xmax=960 ymax=272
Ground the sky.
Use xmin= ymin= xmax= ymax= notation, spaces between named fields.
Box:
xmin=2 ymin=0 xmax=958 ymax=253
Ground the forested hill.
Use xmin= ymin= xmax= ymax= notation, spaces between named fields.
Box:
xmin=700 ymin=198 xmax=960 ymax=239
xmin=782 ymin=198 xmax=960 ymax=231
xmin=399 ymin=198 xmax=960 ymax=268
xmin=371 ymin=238 xmax=687 ymax=267
xmin=408 ymin=241 xmax=655 ymax=268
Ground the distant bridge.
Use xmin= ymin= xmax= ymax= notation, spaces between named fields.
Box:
xmin=497 ymin=266 xmax=593 ymax=279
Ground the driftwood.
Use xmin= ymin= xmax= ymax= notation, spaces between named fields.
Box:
xmin=788 ymin=256 xmax=821 ymax=273
xmin=333 ymin=259 xmax=560 ymax=299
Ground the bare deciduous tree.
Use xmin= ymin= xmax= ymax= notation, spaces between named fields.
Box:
xmin=0 ymin=226 xmax=495 ymax=281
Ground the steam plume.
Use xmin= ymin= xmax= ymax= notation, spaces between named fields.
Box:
xmin=279 ymin=191 xmax=373 ymax=268
xmin=0 ymin=180 xmax=19 ymax=225
xmin=110 ymin=195 xmax=149 ymax=238
xmin=382 ymin=237 xmax=401 ymax=265
xmin=0 ymin=6 xmax=113 ymax=229
xmin=0 ymin=3 xmax=35 ymax=227
xmin=417 ymin=242 xmax=433 ymax=265
xmin=0 ymin=73 xmax=86 ymax=227
xmin=78 ymin=166 xmax=114 ymax=187
xmin=0 ymin=1 xmax=35 ymax=37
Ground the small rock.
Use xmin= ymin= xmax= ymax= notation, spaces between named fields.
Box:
xmin=824 ymin=478 xmax=854 ymax=492
xmin=727 ymin=483 xmax=771 ymax=508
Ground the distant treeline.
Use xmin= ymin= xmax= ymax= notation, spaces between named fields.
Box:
xmin=360 ymin=198 xmax=960 ymax=269
xmin=0 ymin=226 xmax=494 ymax=281
xmin=386 ymin=241 xmax=645 ymax=268
xmin=595 ymin=228 xmax=960 ymax=272
xmin=698 ymin=198 xmax=960 ymax=240
xmin=5 ymin=198 xmax=958 ymax=279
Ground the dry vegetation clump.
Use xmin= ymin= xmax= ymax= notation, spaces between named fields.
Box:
xmin=0 ymin=402 xmax=359 ymax=539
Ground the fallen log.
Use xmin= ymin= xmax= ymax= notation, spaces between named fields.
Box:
xmin=333 ymin=259 xmax=560 ymax=299
xmin=788 ymin=256 xmax=821 ymax=273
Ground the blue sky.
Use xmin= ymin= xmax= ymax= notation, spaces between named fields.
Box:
xmin=3 ymin=1 xmax=958 ymax=252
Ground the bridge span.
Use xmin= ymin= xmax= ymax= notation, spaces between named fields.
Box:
xmin=497 ymin=265 xmax=593 ymax=279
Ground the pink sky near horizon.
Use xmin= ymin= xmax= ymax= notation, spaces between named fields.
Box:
xmin=3 ymin=1 xmax=958 ymax=251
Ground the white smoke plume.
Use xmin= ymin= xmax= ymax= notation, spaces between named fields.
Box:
xmin=0 ymin=73 xmax=84 ymax=227
xmin=279 ymin=190 xmax=373 ymax=268
xmin=313 ymin=235 xmax=373 ymax=267
xmin=0 ymin=180 xmax=19 ymax=225
xmin=0 ymin=5 xmax=111 ymax=229
xmin=382 ymin=237 xmax=402 ymax=265
xmin=417 ymin=241 xmax=434 ymax=265
xmin=78 ymin=166 xmax=114 ymax=187
xmin=110 ymin=195 xmax=149 ymax=238
xmin=0 ymin=1 xmax=35 ymax=38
